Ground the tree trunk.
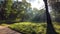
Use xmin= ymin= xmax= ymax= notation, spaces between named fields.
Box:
xmin=43 ymin=0 xmax=57 ymax=34
xmin=0 ymin=1 xmax=6 ymax=20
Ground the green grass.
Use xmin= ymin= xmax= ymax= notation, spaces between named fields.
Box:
xmin=9 ymin=22 xmax=60 ymax=34
xmin=53 ymin=23 xmax=60 ymax=34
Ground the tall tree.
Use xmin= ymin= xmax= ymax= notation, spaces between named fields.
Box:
xmin=43 ymin=0 xmax=57 ymax=34
xmin=0 ymin=0 xmax=6 ymax=20
xmin=0 ymin=0 xmax=12 ymax=23
xmin=5 ymin=0 xmax=13 ymax=20
xmin=11 ymin=0 xmax=31 ymax=22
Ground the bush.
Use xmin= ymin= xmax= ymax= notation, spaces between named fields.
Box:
xmin=9 ymin=22 xmax=46 ymax=34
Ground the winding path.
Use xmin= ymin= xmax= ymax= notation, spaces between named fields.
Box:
xmin=0 ymin=26 xmax=21 ymax=34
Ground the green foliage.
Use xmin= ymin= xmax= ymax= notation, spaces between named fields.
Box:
xmin=0 ymin=0 xmax=31 ymax=23
xmin=0 ymin=0 xmax=46 ymax=23
xmin=9 ymin=22 xmax=60 ymax=34
xmin=5 ymin=0 xmax=13 ymax=18
xmin=9 ymin=0 xmax=31 ymax=22
xmin=9 ymin=22 xmax=46 ymax=34
xmin=0 ymin=0 xmax=13 ymax=22
xmin=53 ymin=23 xmax=60 ymax=34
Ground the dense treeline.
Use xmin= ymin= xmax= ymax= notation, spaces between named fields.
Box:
xmin=0 ymin=0 xmax=47 ymax=23
xmin=0 ymin=0 xmax=60 ymax=23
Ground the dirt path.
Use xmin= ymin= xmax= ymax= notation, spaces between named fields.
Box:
xmin=0 ymin=26 xmax=21 ymax=34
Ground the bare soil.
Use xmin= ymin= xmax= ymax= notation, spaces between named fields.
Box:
xmin=0 ymin=26 xmax=21 ymax=34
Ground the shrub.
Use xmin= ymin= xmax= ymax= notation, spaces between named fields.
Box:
xmin=9 ymin=22 xmax=46 ymax=34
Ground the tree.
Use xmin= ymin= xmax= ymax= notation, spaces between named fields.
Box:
xmin=53 ymin=2 xmax=60 ymax=22
xmin=0 ymin=0 xmax=6 ymax=20
xmin=11 ymin=0 xmax=31 ymax=22
xmin=0 ymin=0 xmax=31 ymax=23
xmin=5 ymin=0 xmax=13 ymax=23
xmin=0 ymin=0 xmax=15 ymax=23
xmin=49 ymin=0 xmax=60 ymax=22
xmin=43 ymin=0 xmax=57 ymax=34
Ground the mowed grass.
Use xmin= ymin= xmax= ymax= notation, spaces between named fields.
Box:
xmin=9 ymin=22 xmax=60 ymax=34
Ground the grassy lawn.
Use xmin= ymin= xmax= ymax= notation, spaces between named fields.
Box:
xmin=9 ymin=22 xmax=60 ymax=34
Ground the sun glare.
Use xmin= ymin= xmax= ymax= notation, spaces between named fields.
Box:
xmin=17 ymin=0 xmax=45 ymax=10
xmin=27 ymin=0 xmax=45 ymax=10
